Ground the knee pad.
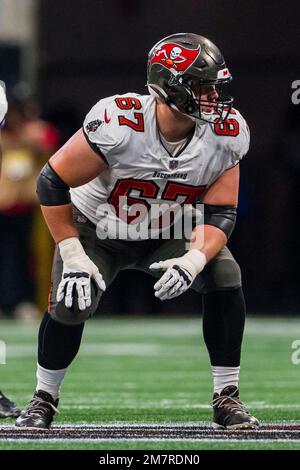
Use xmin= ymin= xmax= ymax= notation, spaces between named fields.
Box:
xmin=204 ymin=258 xmax=242 ymax=292
xmin=49 ymin=279 xmax=102 ymax=325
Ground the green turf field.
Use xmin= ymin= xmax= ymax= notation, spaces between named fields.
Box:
xmin=0 ymin=316 xmax=300 ymax=450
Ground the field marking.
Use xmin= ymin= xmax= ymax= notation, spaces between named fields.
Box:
xmin=1 ymin=422 xmax=300 ymax=429
xmin=5 ymin=343 xmax=208 ymax=358
xmin=1 ymin=317 xmax=300 ymax=339
xmin=1 ymin=438 xmax=300 ymax=444
xmin=1 ymin=423 xmax=300 ymax=430
xmin=59 ymin=403 xmax=300 ymax=410
xmin=1 ymin=423 xmax=300 ymax=443
xmin=6 ymin=343 xmax=167 ymax=357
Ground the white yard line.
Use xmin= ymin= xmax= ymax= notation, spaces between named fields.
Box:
xmin=5 ymin=343 xmax=208 ymax=357
xmin=1 ymin=317 xmax=300 ymax=339
xmin=60 ymin=403 xmax=300 ymax=410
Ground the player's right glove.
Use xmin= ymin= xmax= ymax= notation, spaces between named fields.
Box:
xmin=0 ymin=81 xmax=8 ymax=125
xmin=57 ymin=237 xmax=106 ymax=311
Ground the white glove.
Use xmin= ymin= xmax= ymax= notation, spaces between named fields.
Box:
xmin=56 ymin=237 xmax=106 ymax=311
xmin=149 ymin=249 xmax=207 ymax=300
xmin=0 ymin=81 xmax=8 ymax=124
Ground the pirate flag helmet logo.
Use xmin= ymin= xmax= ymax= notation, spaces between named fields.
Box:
xmin=150 ymin=43 xmax=200 ymax=74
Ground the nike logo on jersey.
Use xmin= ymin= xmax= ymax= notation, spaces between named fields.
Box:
xmin=104 ymin=109 xmax=111 ymax=124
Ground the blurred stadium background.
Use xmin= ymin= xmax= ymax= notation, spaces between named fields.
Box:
xmin=0 ymin=0 xmax=300 ymax=450
xmin=1 ymin=0 xmax=300 ymax=316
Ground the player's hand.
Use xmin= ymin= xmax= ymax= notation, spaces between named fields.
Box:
xmin=57 ymin=237 xmax=106 ymax=311
xmin=0 ymin=81 xmax=8 ymax=124
xmin=149 ymin=250 xmax=207 ymax=300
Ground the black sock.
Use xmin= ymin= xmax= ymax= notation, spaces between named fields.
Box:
xmin=202 ymin=287 xmax=246 ymax=367
xmin=38 ymin=312 xmax=84 ymax=370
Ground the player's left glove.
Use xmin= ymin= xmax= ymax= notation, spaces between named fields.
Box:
xmin=0 ymin=81 xmax=8 ymax=125
xmin=149 ymin=249 xmax=207 ymax=300
xmin=56 ymin=237 xmax=106 ymax=311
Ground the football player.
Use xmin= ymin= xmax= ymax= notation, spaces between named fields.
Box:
xmin=0 ymin=81 xmax=21 ymax=419
xmin=16 ymin=34 xmax=259 ymax=429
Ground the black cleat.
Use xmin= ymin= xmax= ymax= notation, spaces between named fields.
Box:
xmin=212 ymin=385 xmax=259 ymax=430
xmin=15 ymin=390 xmax=59 ymax=429
xmin=0 ymin=391 xmax=21 ymax=418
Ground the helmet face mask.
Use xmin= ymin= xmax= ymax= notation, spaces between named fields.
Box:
xmin=147 ymin=33 xmax=233 ymax=123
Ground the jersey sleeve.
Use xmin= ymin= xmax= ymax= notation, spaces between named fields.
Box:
xmin=82 ymin=96 xmax=122 ymax=165
xmin=225 ymin=110 xmax=250 ymax=169
xmin=205 ymin=109 xmax=250 ymax=188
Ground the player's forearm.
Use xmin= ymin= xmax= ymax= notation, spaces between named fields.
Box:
xmin=41 ymin=204 xmax=79 ymax=243
xmin=189 ymin=224 xmax=227 ymax=263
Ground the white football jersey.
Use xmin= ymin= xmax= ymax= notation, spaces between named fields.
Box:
xmin=71 ymin=93 xmax=249 ymax=238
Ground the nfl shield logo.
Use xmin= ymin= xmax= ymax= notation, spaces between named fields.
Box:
xmin=169 ymin=159 xmax=178 ymax=170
